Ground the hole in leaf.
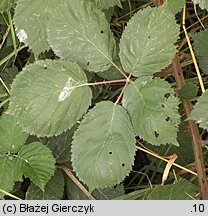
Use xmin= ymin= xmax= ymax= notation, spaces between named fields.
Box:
xmin=122 ymin=163 xmax=125 ymax=167
xmin=164 ymin=93 xmax=170 ymax=99
xmin=154 ymin=131 xmax=159 ymax=138
xmin=148 ymin=36 xmax=151 ymax=39
xmin=109 ymin=151 xmax=112 ymax=155
xmin=162 ymin=104 xmax=165 ymax=108
xmin=87 ymin=61 xmax=90 ymax=65
xmin=165 ymin=117 xmax=170 ymax=122
xmin=44 ymin=66 xmax=47 ymax=69
xmin=100 ymin=30 xmax=104 ymax=34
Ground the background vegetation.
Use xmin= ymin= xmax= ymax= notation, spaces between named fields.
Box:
xmin=0 ymin=0 xmax=208 ymax=200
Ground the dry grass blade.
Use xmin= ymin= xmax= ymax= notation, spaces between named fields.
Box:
xmin=60 ymin=165 xmax=96 ymax=200
xmin=161 ymin=154 xmax=178 ymax=185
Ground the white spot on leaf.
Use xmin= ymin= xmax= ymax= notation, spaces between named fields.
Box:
xmin=17 ymin=29 xmax=28 ymax=43
xmin=58 ymin=77 xmax=75 ymax=102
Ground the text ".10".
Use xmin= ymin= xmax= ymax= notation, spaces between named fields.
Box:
xmin=193 ymin=204 xmax=205 ymax=213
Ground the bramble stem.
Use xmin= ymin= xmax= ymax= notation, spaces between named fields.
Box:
xmin=171 ymin=55 xmax=208 ymax=200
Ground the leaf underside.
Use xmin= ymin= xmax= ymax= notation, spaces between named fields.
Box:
xmin=122 ymin=77 xmax=180 ymax=146
xmin=8 ymin=59 xmax=92 ymax=137
xmin=71 ymin=101 xmax=136 ymax=190
xmin=47 ymin=0 xmax=116 ymax=72
xmin=119 ymin=6 xmax=179 ymax=77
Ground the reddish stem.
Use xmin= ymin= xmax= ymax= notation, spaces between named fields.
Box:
xmin=87 ymin=79 xmax=127 ymax=86
xmin=171 ymin=55 xmax=208 ymax=199
xmin=153 ymin=0 xmax=164 ymax=7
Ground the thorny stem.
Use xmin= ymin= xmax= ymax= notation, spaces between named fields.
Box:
xmin=153 ymin=0 xmax=208 ymax=199
xmin=171 ymin=55 xmax=208 ymax=200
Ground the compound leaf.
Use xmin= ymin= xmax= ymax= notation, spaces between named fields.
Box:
xmin=190 ymin=90 xmax=208 ymax=130
xmin=0 ymin=0 xmax=16 ymax=13
xmin=26 ymin=169 xmax=64 ymax=200
xmin=8 ymin=59 xmax=92 ymax=137
xmin=192 ymin=0 xmax=208 ymax=10
xmin=122 ymin=77 xmax=180 ymax=146
xmin=147 ymin=180 xmax=198 ymax=200
xmin=192 ymin=30 xmax=208 ymax=74
xmin=47 ymin=0 xmax=116 ymax=72
xmin=0 ymin=156 xmax=15 ymax=198
xmin=119 ymin=6 xmax=179 ymax=77
xmin=14 ymin=0 xmax=53 ymax=57
xmin=0 ymin=114 xmax=28 ymax=153
xmin=16 ymin=142 xmax=55 ymax=191
xmin=72 ymin=101 xmax=136 ymax=190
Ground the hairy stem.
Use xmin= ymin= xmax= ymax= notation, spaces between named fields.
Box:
xmin=171 ymin=55 xmax=208 ymax=199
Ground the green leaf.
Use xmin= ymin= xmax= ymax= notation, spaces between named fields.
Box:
xmin=97 ymin=59 xmax=125 ymax=81
xmin=72 ymin=101 xmax=136 ymax=190
xmin=192 ymin=0 xmax=208 ymax=10
xmin=147 ymin=116 xmax=194 ymax=166
xmin=93 ymin=185 xmax=124 ymax=200
xmin=179 ymin=82 xmax=198 ymax=100
xmin=65 ymin=176 xmax=89 ymax=200
xmin=0 ymin=0 xmax=16 ymax=13
xmin=164 ymin=0 xmax=185 ymax=14
xmin=92 ymin=0 xmax=122 ymax=10
xmin=0 ymin=156 xmax=15 ymax=198
xmin=26 ymin=169 xmax=64 ymax=200
xmin=14 ymin=0 xmax=52 ymax=57
xmin=8 ymin=59 xmax=92 ymax=137
xmin=0 ymin=114 xmax=28 ymax=153
xmin=171 ymin=117 xmax=194 ymax=165
xmin=1 ymin=66 xmax=19 ymax=88
xmin=39 ymin=126 xmax=76 ymax=163
xmin=122 ymin=77 xmax=180 ymax=146
xmin=119 ymin=6 xmax=179 ymax=77
xmin=47 ymin=0 xmax=116 ymax=72
xmin=147 ymin=180 xmax=198 ymax=200
xmin=190 ymin=90 xmax=208 ymax=130
xmin=192 ymin=30 xmax=208 ymax=74
xmin=16 ymin=142 xmax=55 ymax=191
